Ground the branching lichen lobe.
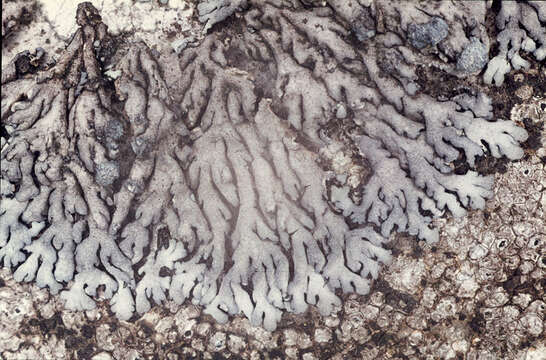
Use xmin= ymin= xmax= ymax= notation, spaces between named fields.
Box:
xmin=0 ymin=0 xmax=535 ymax=330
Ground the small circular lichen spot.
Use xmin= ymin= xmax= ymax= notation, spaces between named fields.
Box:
xmin=407 ymin=17 xmax=449 ymax=49
xmin=95 ymin=161 xmax=120 ymax=186
xmin=456 ymin=38 xmax=488 ymax=74
xmin=105 ymin=119 xmax=124 ymax=140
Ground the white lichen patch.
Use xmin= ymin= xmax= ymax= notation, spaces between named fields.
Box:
xmin=38 ymin=0 xmax=194 ymax=39
xmin=2 ymin=0 xmax=198 ymax=65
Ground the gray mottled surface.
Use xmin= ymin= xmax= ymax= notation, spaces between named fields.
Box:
xmin=1 ymin=0 xmax=545 ymax=359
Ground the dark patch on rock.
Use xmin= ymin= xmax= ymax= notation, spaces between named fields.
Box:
xmin=373 ymin=279 xmax=418 ymax=313
xmin=156 ymin=226 xmax=171 ymax=251
xmin=468 ymin=312 xmax=485 ymax=334
xmin=227 ymin=355 xmax=244 ymax=360
xmin=371 ymin=331 xmax=395 ymax=346
xmin=475 ymin=154 xmax=509 ymax=176
xmin=487 ymin=63 xmax=546 ymax=121
xmin=521 ymin=117 xmax=544 ymax=151
xmin=55 ymin=325 xmax=76 ymax=339
xmin=140 ymin=322 xmax=154 ymax=337
xmin=65 ymin=335 xmax=84 ymax=349
xmin=14 ymin=52 xmax=33 ymax=74
xmin=171 ymin=347 xmax=197 ymax=359
xmin=2 ymin=1 xmax=36 ymax=41
xmin=39 ymin=313 xmax=63 ymax=335
xmin=452 ymin=150 xmax=470 ymax=175
xmin=77 ymin=344 xmax=95 ymax=360
xmin=318 ymin=345 xmax=338 ymax=360
xmin=267 ymin=349 xmax=284 ymax=359
xmin=415 ymin=65 xmax=466 ymax=100
xmin=502 ymin=268 xmax=543 ymax=302
xmin=81 ymin=324 xmax=96 ymax=339
xmin=411 ymin=243 xmax=424 ymax=258
xmin=159 ymin=266 xmax=174 ymax=277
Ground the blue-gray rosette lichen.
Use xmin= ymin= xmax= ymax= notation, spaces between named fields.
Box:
xmin=0 ymin=0 xmax=535 ymax=331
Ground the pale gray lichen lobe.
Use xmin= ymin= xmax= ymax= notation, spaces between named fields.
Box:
xmin=0 ymin=0 xmax=538 ymax=332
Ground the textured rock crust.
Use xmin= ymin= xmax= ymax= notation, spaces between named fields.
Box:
xmin=1 ymin=0 xmax=35 ymax=40
xmin=0 ymin=0 xmax=540 ymax=333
